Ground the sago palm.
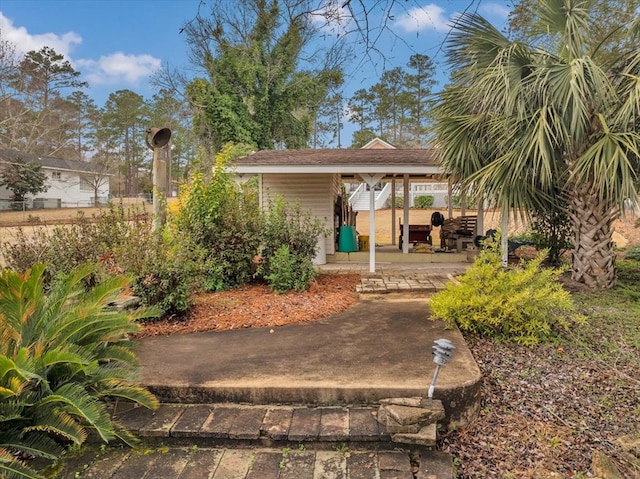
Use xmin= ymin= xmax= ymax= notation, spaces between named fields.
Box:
xmin=0 ymin=263 xmax=159 ymax=479
xmin=434 ymin=0 xmax=640 ymax=288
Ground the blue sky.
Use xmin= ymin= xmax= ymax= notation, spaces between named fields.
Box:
xmin=0 ymin=0 xmax=513 ymax=144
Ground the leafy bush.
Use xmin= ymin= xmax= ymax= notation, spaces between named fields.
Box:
xmin=258 ymin=196 xmax=326 ymax=292
xmin=263 ymin=244 xmax=317 ymax=293
xmin=0 ymin=203 xmax=197 ymax=316
xmin=530 ymin=206 xmax=573 ymax=265
xmin=389 ymin=195 xmax=404 ymax=208
xmin=0 ymin=264 xmax=159 ymax=479
xmin=429 ymin=238 xmax=579 ymax=345
xmin=173 ymin=144 xmax=262 ymax=291
xmin=414 ymin=195 xmax=434 ymax=208
xmin=624 ymin=245 xmax=640 ymax=262
xmin=444 ymin=194 xmax=461 ymax=208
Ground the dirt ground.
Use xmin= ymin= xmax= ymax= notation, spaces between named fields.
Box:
xmin=354 ymin=207 xmax=640 ymax=248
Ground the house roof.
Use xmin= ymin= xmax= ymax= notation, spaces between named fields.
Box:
xmin=0 ymin=149 xmax=111 ymax=175
xmin=232 ymin=148 xmax=444 ymax=179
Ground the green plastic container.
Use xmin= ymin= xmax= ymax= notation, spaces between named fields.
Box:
xmin=338 ymin=225 xmax=358 ymax=252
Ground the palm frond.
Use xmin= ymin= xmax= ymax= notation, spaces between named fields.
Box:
xmin=37 ymin=383 xmax=114 ymax=443
xmin=26 ymin=408 xmax=87 ymax=445
xmin=0 ymin=432 xmax=63 ymax=460
xmin=94 ymin=385 xmax=159 ymax=411
xmin=0 ymin=449 xmax=43 ymax=479
xmin=571 ymin=132 xmax=640 ymax=207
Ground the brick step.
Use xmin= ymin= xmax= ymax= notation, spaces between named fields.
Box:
xmin=111 ymin=402 xmax=443 ymax=449
xmin=54 ymin=445 xmax=453 ymax=479
xmin=100 ymin=402 xmax=452 ymax=478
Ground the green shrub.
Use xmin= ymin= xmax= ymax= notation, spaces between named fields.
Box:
xmin=0 ymin=203 xmax=197 ymax=316
xmin=444 ymin=194 xmax=461 ymax=208
xmin=173 ymin=145 xmax=262 ymax=291
xmin=0 ymin=264 xmax=159 ymax=479
xmin=414 ymin=195 xmax=434 ymax=208
xmin=429 ymin=238 xmax=579 ymax=345
xmin=530 ymin=206 xmax=573 ymax=265
xmin=389 ymin=195 xmax=404 ymax=208
xmin=258 ymin=195 xmax=326 ymax=292
xmin=264 ymin=244 xmax=317 ymax=293
xmin=624 ymin=246 xmax=640 ymax=262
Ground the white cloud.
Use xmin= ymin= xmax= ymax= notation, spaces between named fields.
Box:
xmin=479 ymin=2 xmax=511 ymax=21
xmin=76 ymin=52 xmax=161 ymax=85
xmin=0 ymin=12 xmax=160 ymax=87
xmin=0 ymin=12 xmax=82 ymax=57
xmin=394 ymin=4 xmax=451 ymax=34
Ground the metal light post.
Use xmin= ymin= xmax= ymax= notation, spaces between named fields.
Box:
xmin=428 ymin=338 xmax=456 ymax=399
xmin=145 ymin=127 xmax=172 ymax=232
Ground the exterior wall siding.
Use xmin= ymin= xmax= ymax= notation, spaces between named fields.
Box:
xmin=0 ymin=167 xmax=110 ymax=208
xmin=260 ymin=173 xmax=336 ymax=256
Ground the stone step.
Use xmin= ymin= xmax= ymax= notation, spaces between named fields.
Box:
xmin=112 ymin=403 xmax=391 ymax=448
xmin=53 ymin=444 xmax=453 ymax=479
xmin=111 ymin=402 xmax=445 ymax=449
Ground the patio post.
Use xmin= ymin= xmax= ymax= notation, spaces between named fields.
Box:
xmin=391 ymin=177 xmax=396 ymax=245
xmin=403 ymin=175 xmax=409 ymax=254
xmin=358 ymin=173 xmax=384 ymax=273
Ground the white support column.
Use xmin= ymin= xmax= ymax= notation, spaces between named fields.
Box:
xmin=358 ymin=173 xmax=385 ymax=273
xmin=403 ymin=175 xmax=410 ymax=254
xmin=391 ymin=177 xmax=396 ymax=245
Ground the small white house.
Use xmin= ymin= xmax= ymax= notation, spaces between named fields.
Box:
xmin=0 ymin=149 xmax=111 ymax=210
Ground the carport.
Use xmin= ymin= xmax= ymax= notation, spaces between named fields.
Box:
xmin=231 ymin=148 xmax=478 ymax=273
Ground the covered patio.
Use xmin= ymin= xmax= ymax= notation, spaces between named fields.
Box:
xmin=231 ymin=148 xmax=483 ymax=272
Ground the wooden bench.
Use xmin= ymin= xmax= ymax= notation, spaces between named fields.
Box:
xmin=440 ymin=215 xmax=478 ymax=251
xmin=399 ymin=219 xmax=432 ymax=249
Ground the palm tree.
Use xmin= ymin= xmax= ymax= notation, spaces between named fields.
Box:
xmin=433 ymin=0 xmax=640 ymax=288
xmin=0 ymin=264 xmax=158 ymax=478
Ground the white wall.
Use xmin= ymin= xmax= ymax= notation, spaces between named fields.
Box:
xmin=260 ymin=173 xmax=337 ymax=258
xmin=43 ymin=169 xmax=110 ymax=206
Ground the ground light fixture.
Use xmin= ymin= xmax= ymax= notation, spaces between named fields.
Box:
xmin=428 ymin=338 xmax=456 ymax=399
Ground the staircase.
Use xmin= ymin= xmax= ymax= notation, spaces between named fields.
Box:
xmin=78 ymin=400 xmax=452 ymax=479
xmin=349 ymin=183 xmax=392 ymax=211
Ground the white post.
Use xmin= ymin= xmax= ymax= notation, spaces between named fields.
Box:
xmin=403 ymin=175 xmax=410 ymax=254
xmin=369 ymin=186 xmax=376 ymax=273
xmin=358 ymin=173 xmax=384 ymax=273
xmin=391 ymin=177 xmax=396 ymax=246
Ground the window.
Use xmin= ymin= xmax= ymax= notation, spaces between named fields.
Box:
xmin=51 ymin=171 xmax=61 ymax=180
xmin=79 ymin=176 xmax=93 ymax=192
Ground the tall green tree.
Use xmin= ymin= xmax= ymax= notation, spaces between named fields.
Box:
xmin=433 ymin=0 xmax=640 ymax=289
xmin=405 ymin=53 xmax=437 ymax=147
xmin=100 ymin=90 xmax=149 ymax=196
xmin=182 ymin=0 xmax=345 ymax=151
xmin=346 ymin=54 xmax=437 ymax=147
xmin=0 ymin=43 xmax=88 ymax=156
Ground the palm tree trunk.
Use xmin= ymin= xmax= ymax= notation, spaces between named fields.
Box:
xmin=569 ymin=186 xmax=617 ymax=288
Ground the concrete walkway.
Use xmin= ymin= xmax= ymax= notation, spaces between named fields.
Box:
xmin=58 ymin=264 xmax=477 ymax=479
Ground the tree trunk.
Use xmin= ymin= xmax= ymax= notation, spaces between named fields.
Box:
xmin=569 ymin=187 xmax=617 ymax=289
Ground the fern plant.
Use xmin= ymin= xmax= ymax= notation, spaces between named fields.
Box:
xmin=0 ymin=263 xmax=159 ymax=479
